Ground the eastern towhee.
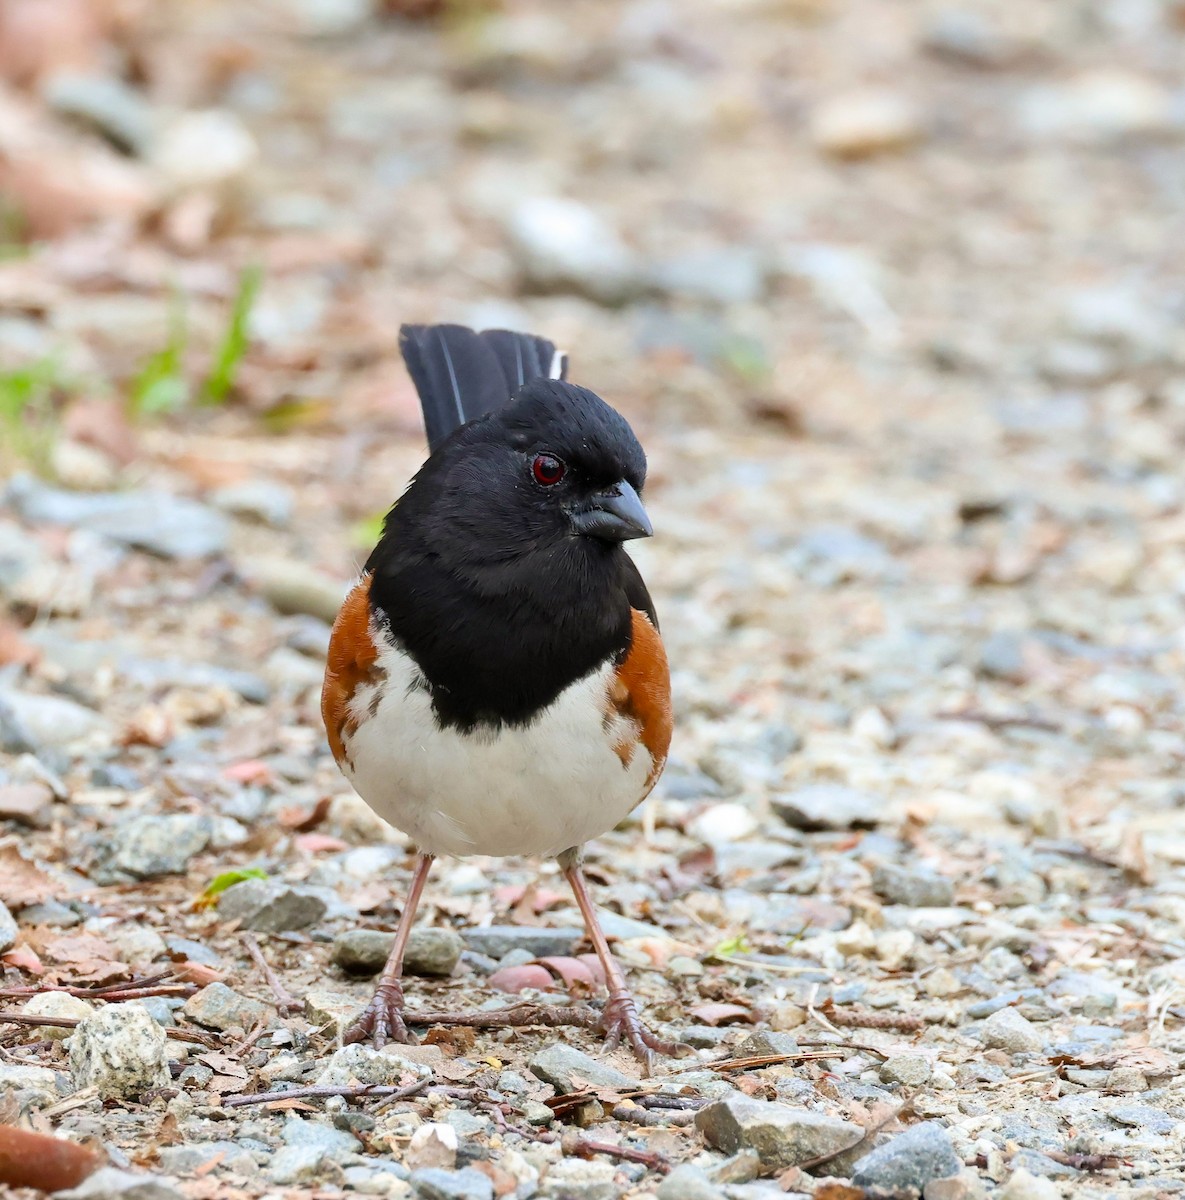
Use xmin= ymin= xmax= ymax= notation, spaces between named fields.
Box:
xmin=322 ymin=324 xmax=678 ymax=1069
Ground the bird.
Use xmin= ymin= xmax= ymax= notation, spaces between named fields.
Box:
xmin=321 ymin=323 xmax=679 ymax=1069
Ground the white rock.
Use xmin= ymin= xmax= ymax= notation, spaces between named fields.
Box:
xmin=688 ymin=802 xmax=758 ymax=845
xmin=978 ymin=1006 xmax=1043 ymax=1055
xmin=152 ymin=110 xmax=257 ymax=190
xmin=67 ymin=1002 xmax=171 ymax=1098
xmin=0 ymin=690 xmax=106 ymax=746
xmin=998 ymin=1168 xmax=1060 ymax=1200
xmin=1018 ymin=71 xmax=1174 ymax=143
xmin=0 ymin=900 xmax=16 ymax=953
xmin=286 ymin=0 xmax=377 ymax=36
xmin=811 ymin=90 xmax=923 ymax=158
xmin=508 ymin=196 xmax=639 ymax=304
xmin=0 ymin=1061 xmax=59 ymax=1102
xmin=316 ymin=1042 xmax=433 ymax=1086
xmin=406 ymin=1122 xmax=458 ymax=1171
xmin=22 ymin=991 xmax=94 ymax=1040
xmin=55 ymin=1167 xmax=185 ymax=1200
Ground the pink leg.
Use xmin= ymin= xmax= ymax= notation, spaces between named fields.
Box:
xmin=561 ymin=856 xmax=683 ymax=1074
xmin=344 ymin=854 xmax=434 ymax=1048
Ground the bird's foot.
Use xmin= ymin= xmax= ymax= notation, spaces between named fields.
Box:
xmin=343 ymin=982 xmax=417 ymax=1049
xmin=599 ymin=991 xmax=688 ymax=1075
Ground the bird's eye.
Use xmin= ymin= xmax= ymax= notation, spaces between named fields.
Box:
xmin=531 ymin=454 xmax=566 ymax=486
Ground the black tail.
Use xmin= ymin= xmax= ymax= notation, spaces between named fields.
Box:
xmin=399 ymin=324 xmax=568 ymax=453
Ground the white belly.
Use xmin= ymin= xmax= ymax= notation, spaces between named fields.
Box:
xmin=340 ymin=633 xmax=652 ymax=859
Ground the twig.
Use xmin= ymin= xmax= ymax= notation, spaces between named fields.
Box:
xmin=409 ymin=1004 xmax=602 ymax=1030
xmin=819 ymin=1000 xmax=927 ymax=1033
xmin=709 ymin=1052 xmax=850 ymax=1072
xmin=0 ymin=1012 xmax=219 ymax=1047
xmin=228 ymin=1022 xmax=268 ymax=1058
xmin=711 ymin=955 xmax=828 ymax=978
xmin=611 ymin=1103 xmax=696 ymax=1127
xmin=0 ymin=973 xmax=193 ymax=1002
xmin=242 ymin=934 xmax=301 ymax=1017
xmin=0 ymin=1008 xmax=219 ymax=1046
xmin=222 ymin=1077 xmax=432 ymax=1108
xmin=937 ymin=708 xmax=1061 ymax=733
xmin=559 ymin=1132 xmax=669 ymax=1173
xmin=1044 ymin=1150 xmax=1127 ymax=1172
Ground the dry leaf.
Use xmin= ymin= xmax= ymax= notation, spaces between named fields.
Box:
xmin=0 ymin=843 xmax=59 ymax=908
xmin=689 ymin=1003 xmax=754 ymax=1026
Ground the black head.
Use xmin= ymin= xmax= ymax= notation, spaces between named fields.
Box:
xmin=367 ymin=378 xmax=657 ymax=732
xmin=392 ymin=378 xmax=651 ymax=569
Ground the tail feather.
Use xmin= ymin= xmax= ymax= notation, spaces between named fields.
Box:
xmin=399 ymin=323 xmax=567 ymax=452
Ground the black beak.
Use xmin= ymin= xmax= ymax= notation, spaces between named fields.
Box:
xmin=570 ymin=480 xmax=653 ymax=542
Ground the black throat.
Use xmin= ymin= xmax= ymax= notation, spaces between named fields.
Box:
xmin=367 ymin=530 xmax=639 ymax=734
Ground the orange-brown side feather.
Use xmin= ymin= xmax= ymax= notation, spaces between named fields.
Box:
xmin=321 ymin=573 xmax=383 ymax=767
xmin=609 ymin=608 xmax=673 ymax=795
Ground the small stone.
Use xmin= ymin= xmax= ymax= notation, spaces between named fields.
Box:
xmin=54 ymin=1167 xmax=186 ymax=1200
xmin=851 ymin=1122 xmax=962 ymax=1192
xmin=872 ymin=863 xmax=955 ymax=908
xmin=529 ymin=1043 xmax=640 ymax=1092
xmin=0 ymin=690 xmax=105 ymax=747
xmin=979 ymin=1007 xmax=1044 ymax=1055
xmin=283 ymin=1115 xmax=361 ymax=1157
xmin=316 ymin=1042 xmax=434 ymax=1086
xmin=95 ymin=814 xmax=211 ymax=882
xmin=304 ymin=990 xmax=365 ymax=1037
xmin=0 ymin=900 xmax=16 ymax=953
xmin=920 ymin=7 xmax=1018 ymax=68
xmin=182 ymin=983 xmax=269 ymax=1032
xmin=157 ymin=1142 xmax=256 ymax=1174
xmin=0 ymin=781 xmax=54 ymax=827
xmin=462 ymin=926 xmax=582 ymax=959
xmin=211 ymin=480 xmax=295 ymax=528
xmin=43 ymin=72 xmax=156 ymax=156
xmin=997 ymin=1168 xmax=1060 ymax=1200
xmin=705 ymin=1151 xmax=761 ymax=1185
xmin=0 ymin=1061 xmax=59 ymax=1102
xmin=811 ymin=90 xmax=923 ymax=158
xmin=410 ymin=1167 xmax=494 ymax=1200
xmin=22 ymin=990 xmax=93 ymax=1039
xmin=771 ymin=784 xmax=881 ymax=831
xmin=694 ymin=1095 xmax=861 ymax=1170
xmin=9 ymin=479 xmax=228 ymax=559
xmin=539 ymin=1158 xmax=616 ymax=1200
xmin=1105 ymin=1067 xmax=1148 ymax=1093
xmin=1018 ymin=71 xmax=1173 ymax=144
xmin=507 ymin=196 xmax=640 ymax=305
xmin=244 ymin=558 xmax=347 ymax=623
xmin=332 ymin=927 xmax=462 ymax=976
xmin=1110 ymin=1104 xmax=1176 ymax=1135
xmin=734 ymin=1031 xmax=800 ymax=1058
xmin=924 ymin=1173 xmax=989 ymax=1200
xmin=657 ymin=1163 xmax=726 ymax=1200
xmin=406 ymin=1124 xmax=458 ymax=1172
xmin=267 ymin=1145 xmax=332 ymax=1186
xmin=286 ymin=0 xmax=378 ymax=37
xmin=67 ymin=1002 xmax=171 ymax=1099
xmin=153 ymin=109 xmax=257 ymax=190
xmin=668 ymin=955 xmax=705 ymax=977
xmin=879 ymin=1054 xmax=933 ymax=1087
xmin=217 ymin=878 xmax=328 ymax=932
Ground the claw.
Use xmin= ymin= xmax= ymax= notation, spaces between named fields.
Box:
xmin=343 ymin=982 xmax=418 ymax=1049
xmin=598 ymin=992 xmax=685 ymax=1075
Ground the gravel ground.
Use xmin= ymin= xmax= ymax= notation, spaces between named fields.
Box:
xmin=3 ymin=2 xmax=1185 ymax=1198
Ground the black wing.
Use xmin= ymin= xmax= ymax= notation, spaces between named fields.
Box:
xmin=399 ymin=323 xmax=567 ymax=453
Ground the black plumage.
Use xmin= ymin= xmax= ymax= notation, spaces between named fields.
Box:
xmin=399 ymin=324 xmax=566 ymax=453
xmin=370 ymin=328 xmax=654 ymax=733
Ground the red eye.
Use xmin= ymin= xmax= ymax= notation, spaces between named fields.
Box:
xmin=532 ymin=454 xmax=566 ymax=486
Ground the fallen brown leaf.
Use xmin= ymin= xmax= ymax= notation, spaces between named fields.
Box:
xmin=689 ymin=1002 xmax=754 ymax=1026
xmin=0 ymin=844 xmax=59 ymax=908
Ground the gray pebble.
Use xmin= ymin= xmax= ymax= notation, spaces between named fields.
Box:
xmin=656 ymin=1163 xmax=726 ymax=1200
xmin=694 ymin=1094 xmax=861 ymax=1169
xmin=771 ymin=784 xmax=881 ymax=831
xmin=54 ymin=1167 xmax=186 ymax=1200
xmin=182 ymin=983 xmax=269 ymax=1033
xmin=91 ymin=814 xmax=211 ymax=883
xmin=67 ymin=1003 xmax=171 ymax=1099
xmin=217 ymin=877 xmax=328 ymax=932
xmin=0 ymin=901 xmax=16 ymax=954
xmin=872 ymin=862 xmax=955 ymax=908
xmin=462 ymin=926 xmax=582 ymax=959
xmin=879 ymin=1054 xmax=933 ymax=1087
xmin=332 ymin=927 xmax=462 ymax=976
xmin=851 ymin=1121 xmax=962 ymax=1192
xmin=979 ymin=1007 xmax=1044 ymax=1055
xmin=410 ymin=1166 xmax=495 ymax=1200
xmin=529 ymin=1043 xmax=640 ymax=1092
